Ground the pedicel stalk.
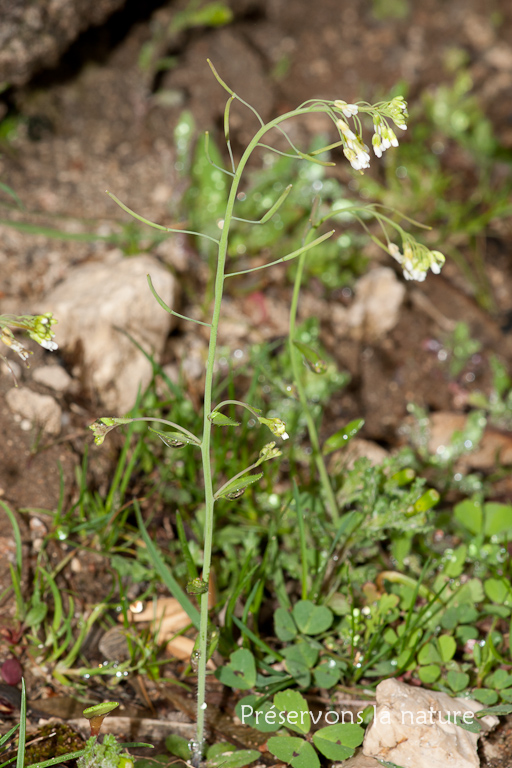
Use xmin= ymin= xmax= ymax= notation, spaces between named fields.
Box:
xmin=90 ymin=61 xmax=445 ymax=765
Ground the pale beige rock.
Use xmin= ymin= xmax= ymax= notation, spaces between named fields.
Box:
xmin=333 ymin=753 xmax=381 ymax=767
xmin=44 ymin=253 xmax=176 ymax=412
xmin=362 ymin=679 xmax=498 ymax=768
xmin=33 ymin=365 xmax=73 ymax=392
xmin=6 ymin=387 xmax=62 ymax=435
xmin=329 ymin=438 xmax=389 ymax=475
xmin=428 ymin=411 xmax=512 ymax=470
xmin=332 ymin=268 xmax=405 ymax=343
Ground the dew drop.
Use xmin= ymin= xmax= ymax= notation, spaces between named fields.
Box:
xmin=225 ymin=488 xmax=245 ymax=500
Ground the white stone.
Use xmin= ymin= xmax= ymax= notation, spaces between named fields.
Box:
xmin=6 ymin=387 xmax=62 ymax=435
xmin=44 ymin=253 xmax=176 ymax=412
xmin=33 ymin=364 xmax=73 ymax=392
xmin=362 ymin=679 xmax=498 ymax=768
xmin=333 ymin=268 xmax=405 ymax=343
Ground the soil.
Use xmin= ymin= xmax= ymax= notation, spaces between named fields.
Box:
xmin=1 ymin=0 xmax=512 ymax=765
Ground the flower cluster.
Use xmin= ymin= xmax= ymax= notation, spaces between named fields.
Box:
xmin=257 ymin=416 xmax=289 ymax=440
xmin=389 ymin=239 xmax=445 ymax=282
xmin=27 ymin=313 xmax=58 ymax=351
xmin=89 ymin=417 xmax=132 ymax=445
xmin=0 ymin=312 xmax=58 ymax=366
xmin=332 ymin=95 xmax=408 ymax=171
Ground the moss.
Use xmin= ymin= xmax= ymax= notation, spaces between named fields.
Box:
xmin=24 ymin=723 xmax=84 ymax=764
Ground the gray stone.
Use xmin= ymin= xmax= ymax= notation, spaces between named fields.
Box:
xmin=0 ymin=0 xmax=126 ymax=87
xmin=332 ymin=268 xmax=405 ymax=343
xmin=33 ymin=364 xmax=73 ymax=392
xmin=44 ymin=253 xmax=176 ymax=413
xmin=362 ymin=679 xmax=498 ymax=768
xmin=6 ymin=387 xmax=62 ymax=435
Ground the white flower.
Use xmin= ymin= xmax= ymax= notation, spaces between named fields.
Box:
xmin=343 ymin=147 xmax=370 ymax=171
xmin=388 ymin=241 xmax=445 ymax=282
xmin=372 ymin=133 xmax=383 ymax=157
xmin=336 ymin=119 xmax=357 ymax=142
xmin=334 ymin=99 xmax=359 ymax=118
xmin=40 ymin=339 xmax=59 ymax=351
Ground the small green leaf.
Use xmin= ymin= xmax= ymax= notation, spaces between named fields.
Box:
xmin=390 ymin=468 xmax=415 ymax=486
xmin=215 ymin=648 xmax=256 ymax=690
xmin=216 ymin=473 xmax=263 ymax=501
xmin=282 ymin=642 xmax=319 ymax=670
xmin=322 ymin=419 xmax=365 ymax=455
xmin=83 ymin=702 xmax=119 ymax=719
xmin=454 ymin=499 xmax=483 ymax=536
xmin=292 ymin=600 xmax=333 ymax=635
xmin=206 ymin=746 xmax=260 ymax=768
xmin=417 ymin=642 xmax=442 ymax=666
xmin=438 ymin=635 xmax=456 ymax=663
xmin=476 ymin=704 xmax=512 ymax=717
xmin=484 ymin=578 xmax=512 ymax=606
xmin=293 ymin=341 xmax=327 ymax=374
xmin=25 ymin=602 xmax=48 ymax=627
xmin=274 ymin=607 xmax=297 ymax=641
xmin=206 ymin=743 xmax=236 ymax=760
xmin=454 ymin=715 xmax=481 ymax=734
xmin=484 ymin=502 xmax=512 ymax=537
xmin=208 ymin=411 xmax=240 ymax=427
xmin=486 ymin=669 xmax=512 ymax=690
xmin=443 ymin=544 xmax=467 ymax=578
xmin=235 ymin=695 xmax=280 ymax=733
xmin=148 ymin=427 xmax=199 ymax=447
xmin=471 ymin=689 xmax=499 ymax=705
xmin=267 ymin=737 xmax=320 ymax=768
xmin=312 ymin=723 xmax=364 ymax=761
xmin=165 ymin=734 xmax=192 ymax=760
xmin=274 ymin=690 xmax=311 ymax=734
xmin=418 ymin=664 xmax=441 ymax=684
xmin=313 ymin=661 xmax=341 ymax=689
xmin=413 ymin=488 xmax=440 ymax=514
xmin=446 ymin=670 xmax=470 ymax=692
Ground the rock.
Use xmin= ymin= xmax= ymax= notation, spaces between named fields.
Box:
xmin=0 ymin=0 xmax=126 ymax=87
xmin=428 ymin=411 xmax=512 ymax=470
xmin=44 ymin=253 xmax=176 ymax=413
xmin=33 ymin=365 xmax=73 ymax=393
xmin=362 ymin=679 xmax=498 ymax=768
xmin=332 ymin=268 xmax=405 ymax=343
xmin=328 ymin=438 xmax=389 ymax=475
xmin=333 ymin=753 xmax=382 ymax=767
xmin=6 ymin=387 xmax=62 ymax=435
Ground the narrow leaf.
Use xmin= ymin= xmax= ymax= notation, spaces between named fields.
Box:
xmin=322 ymin=418 xmax=365 ymax=455
xmin=216 ymin=473 xmax=263 ymax=500
xmin=208 ymin=411 xmax=241 ymax=427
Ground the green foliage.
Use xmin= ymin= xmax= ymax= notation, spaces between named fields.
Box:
xmin=237 ymin=689 xmax=364 ymax=767
xmin=77 ymin=735 xmax=132 ymax=768
xmin=443 ymin=322 xmax=482 ymax=378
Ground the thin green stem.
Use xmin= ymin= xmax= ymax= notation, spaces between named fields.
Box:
xmin=194 ymin=103 xmax=335 ymax=764
xmin=213 ymin=399 xmax=261 ymax=417
xmin=288 ymin=243 xmax=340 ymax=524
xmin=128 ymin=417 xmax=201 ymax=445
